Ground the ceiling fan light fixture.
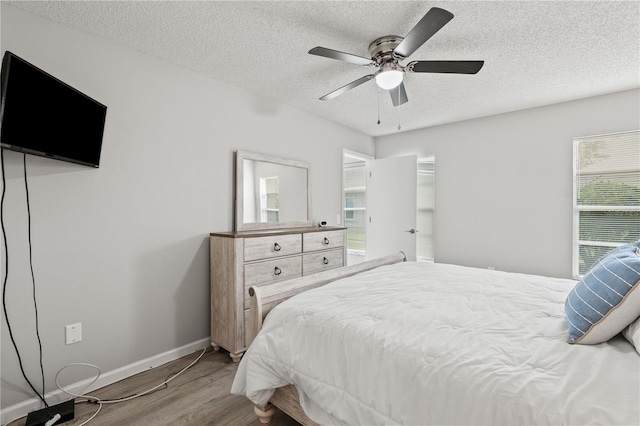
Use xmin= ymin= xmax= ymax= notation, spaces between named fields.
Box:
xmin=375 ymin=69 xmax=404 ymax=90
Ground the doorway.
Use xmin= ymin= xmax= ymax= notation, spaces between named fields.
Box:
xmin=343 ymin=150 xmax=372 ymax=265
xmin=342 ymin=151 xmax=435 ymax=264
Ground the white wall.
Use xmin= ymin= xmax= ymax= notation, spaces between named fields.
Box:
xmin=0 ymin=4 xmax=373 ymax=417
xmin=376 ymin=89 xmax=640 ymax=278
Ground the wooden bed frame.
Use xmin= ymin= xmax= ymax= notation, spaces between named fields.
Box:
xmin=246 ymin=251 xmax=407 ymax=425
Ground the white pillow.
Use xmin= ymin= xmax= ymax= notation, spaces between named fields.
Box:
xmin=622 ymin=318 xmax=640 ymax=355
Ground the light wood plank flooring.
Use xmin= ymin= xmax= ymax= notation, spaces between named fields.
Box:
xmin=8 ymin=348 xmax=300 ymax=426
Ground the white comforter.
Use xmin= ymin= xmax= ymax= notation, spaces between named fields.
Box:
xmin=231 ymin=262 xmax=640 ymax=425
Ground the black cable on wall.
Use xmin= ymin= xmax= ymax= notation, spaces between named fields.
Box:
xmin=24 ymin=153 xmax=48 ymax=406
xmin=1 ymin=149 xmax=48 ymax=407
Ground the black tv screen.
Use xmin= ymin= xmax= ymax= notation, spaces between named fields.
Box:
xmin=0 ymin=51 xmax=107 ymax=167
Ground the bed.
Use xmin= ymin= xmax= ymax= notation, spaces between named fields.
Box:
xmin=231 ymin=252 xmax=640 ymax=425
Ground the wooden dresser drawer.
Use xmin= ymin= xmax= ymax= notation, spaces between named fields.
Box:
xmin=244 ymin=234 xmax=302 ymax=262
xmin=210 ymin=226 xmax=346 ymax=360
xmin=244 ymin=256 xmax=302 ymax=308
xmin=303 ymin=248 xmax=344 ymax=275
xmin=303 ymin=230 xmax=344 ymax=253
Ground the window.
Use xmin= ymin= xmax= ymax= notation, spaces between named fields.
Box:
xmin=344 ymin=197 xmax=356 ymax=220
xmin=573 ymin=130 xmax=640 ymax=277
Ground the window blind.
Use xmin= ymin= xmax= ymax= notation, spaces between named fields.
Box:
xmin=573 ymin=130 xmax=640 ymax=277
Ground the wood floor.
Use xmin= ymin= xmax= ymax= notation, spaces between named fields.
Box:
xmin=8 ymin=348 xmax=300 ymax=426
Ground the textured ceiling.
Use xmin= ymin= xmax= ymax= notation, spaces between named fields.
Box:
xmin=8 ymin=1 xmax=640 ymax=137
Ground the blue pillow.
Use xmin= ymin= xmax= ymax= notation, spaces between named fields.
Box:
xmin=565 ymin=241 xmax=640 ymax=344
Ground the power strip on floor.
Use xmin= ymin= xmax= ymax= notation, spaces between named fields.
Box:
xmin=25 ymin=400 xmax=75 ymax=426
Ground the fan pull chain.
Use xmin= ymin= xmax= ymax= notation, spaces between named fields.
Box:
xmin=396 ymin=88 xmax=401 ymax=131
xmin=377 ymin=87 xmax=381 ymax=125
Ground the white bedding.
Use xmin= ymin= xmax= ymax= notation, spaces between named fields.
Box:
xmin=231 ymin=261 xmax=640 ymax=425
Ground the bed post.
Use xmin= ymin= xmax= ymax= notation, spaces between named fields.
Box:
xmin=247 ymin=286 xmax=263 ymax=346
xmin=254 ymin=403 xmax=275 ymax=424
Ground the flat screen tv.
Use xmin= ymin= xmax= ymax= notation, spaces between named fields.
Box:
xmin=0 ymin=51 xmax=107 ymax=168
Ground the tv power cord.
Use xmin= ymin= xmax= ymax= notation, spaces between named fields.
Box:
xmin=50 ymin=347 xmax=208 ymax=426
xmin=1 ymin=347 xmax=208 ymax=426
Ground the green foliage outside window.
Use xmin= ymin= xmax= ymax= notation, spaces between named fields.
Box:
xmin=577 ymin=180 xmax=640 ymax=274
xmin=577 ymin=180 xmax=640 ymax=206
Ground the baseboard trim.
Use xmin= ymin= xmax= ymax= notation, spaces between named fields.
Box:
xmin=1 ymin=338 xmax=210 ymax=425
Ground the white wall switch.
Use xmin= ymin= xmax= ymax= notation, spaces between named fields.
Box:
xmin=65 ymin=323 xmax=82 ymax=345
xmin=336 ymin=214 xmax=341 ymax=225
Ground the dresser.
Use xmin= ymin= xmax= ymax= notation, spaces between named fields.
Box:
xmin=210 ymin=226 xmax=347 ymax=361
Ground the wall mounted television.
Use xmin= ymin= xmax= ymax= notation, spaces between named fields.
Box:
xmin=0 ymin=51 xmax=107 ymax=168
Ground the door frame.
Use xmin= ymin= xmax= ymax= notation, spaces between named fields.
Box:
xmin=342 ymin=149 xmax=374 ymax=264
xmin=417 ymin=155 xmax=436 ymax=262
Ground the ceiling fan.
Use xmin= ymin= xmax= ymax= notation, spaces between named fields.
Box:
xmin=309 ymin=7 xmax=484 ymax=107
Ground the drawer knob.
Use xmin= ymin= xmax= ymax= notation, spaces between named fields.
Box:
xmin=323 ymin=237 xmax=330 ymax=245
xmin=273 ymin=242 xmax=281 ymax=252
xmin=274 ymin=266 xmax=282 ymax=276
xmin=323 ymin=257 xmax=329 ymax=265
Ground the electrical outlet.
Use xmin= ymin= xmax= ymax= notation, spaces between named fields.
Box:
xmin=65 ymin=323 xmax=82 ymax=345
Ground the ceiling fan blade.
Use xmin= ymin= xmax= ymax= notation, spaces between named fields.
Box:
xmin=309 ymin=47 xmax=375 ymax=66
xmin=389 ymin=82 xmax=408 ymax=107
xmin=394 ymin=7 xmax=454 ymax=58
xmin=320 ymin=75 xmax=375 ymax=101
xmin=407 ymin=60 xmax=484 ymax=74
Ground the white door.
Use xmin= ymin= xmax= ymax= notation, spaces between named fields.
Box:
xmin=369 ymin=155 xmax=418 ymax=261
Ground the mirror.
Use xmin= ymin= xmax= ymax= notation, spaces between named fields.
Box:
xmin=236 ymin=150 xmax=311 ymax=231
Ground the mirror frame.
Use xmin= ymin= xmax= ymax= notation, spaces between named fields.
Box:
xmin=235 ymin=150 xmax=312 ymax=231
